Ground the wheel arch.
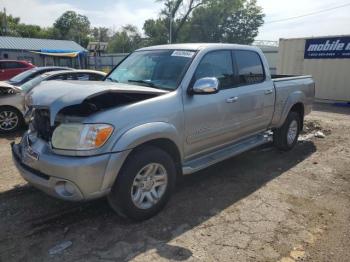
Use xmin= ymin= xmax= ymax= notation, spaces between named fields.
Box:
xmin=112 ymin=122 xmax=183 ymax=158
xmin=133 ymin=138 xmax=182 ymax=176
xmin=276 ymin=90 xmax=306 ymax=130
xmin=0 ymin=105 xmax=24 ymax=117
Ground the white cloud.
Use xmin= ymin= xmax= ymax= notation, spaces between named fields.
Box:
xmin=85 ymin=2 xmax=161 ymax=31
xmin=257 ymin=0 xmax=350 ymax=40
xmin=2 ymin=0 xmax=77 ymax=27
xmin=1 ymin=0 xmax=161 ymax=32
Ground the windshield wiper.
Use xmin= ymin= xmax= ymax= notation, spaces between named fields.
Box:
xmin=127 ymin=79 xmax=156 ymax=87
xmin=127 ymin=79 xmax=172 ymax=91
xmin=105 ymin=77 xmax=118 ymax=83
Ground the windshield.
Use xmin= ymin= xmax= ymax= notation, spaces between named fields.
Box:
xmin=105 ymin=50 xmax=195 ymax=90
xmin=20 ymin=75 xmax=44 ymax=92
xmin=8 ymin=68 xmax=39 ymax=85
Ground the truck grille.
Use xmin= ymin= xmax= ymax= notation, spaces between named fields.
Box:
xmin=32 ymin=109 xmax=52 ymax=141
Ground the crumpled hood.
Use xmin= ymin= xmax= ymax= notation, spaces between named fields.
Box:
xmin=0 ymin=81 xmax=22 ymax=93
xmin=28 ymin=80 xmax=168 ymax=125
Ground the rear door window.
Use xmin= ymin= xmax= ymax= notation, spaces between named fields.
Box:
xmin=233 ymin=50 xmax=265 ymax=85
xmin=89 ymin=73 xmax=104 ymax=81
xmin=194 ymin=50 xmax=235 ymax=89
xmin=49 ymin=74 xmax=67 ymax=80
xmin=66 ymin=73 xmax=77 ymax=80
xmin=75 ymin=73 xmax=90 ymax=80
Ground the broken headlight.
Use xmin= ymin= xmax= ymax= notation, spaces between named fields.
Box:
xmin=51 ymin=123 xmax=114 ymax=150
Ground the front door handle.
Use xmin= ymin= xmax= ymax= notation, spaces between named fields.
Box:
xmin=264 ymin=89 xmax=273 ymax=95
xmin=226 ymin=96 xmax=238 ymax=103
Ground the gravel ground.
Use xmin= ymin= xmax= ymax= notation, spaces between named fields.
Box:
xmin=0 ymin=103 xmax=349 ymax=262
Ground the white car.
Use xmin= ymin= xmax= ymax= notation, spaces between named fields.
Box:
xmin=0 ymin=69 xmax=106 ymax=133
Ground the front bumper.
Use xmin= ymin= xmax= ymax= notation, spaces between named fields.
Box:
xmin=11 ymin=134 xmax=130 ymax=201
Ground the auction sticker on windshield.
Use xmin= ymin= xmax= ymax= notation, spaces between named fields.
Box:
xmin=171 ymin=50 xmax=195 ymax=58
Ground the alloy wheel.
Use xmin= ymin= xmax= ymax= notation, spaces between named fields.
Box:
xmin=287 ymin=120 xmax=298 ymax=145
xmin=131 ymin=163 xmax=168 ymax=209
xmin=0 ymin=111 xmax=19 ymax=131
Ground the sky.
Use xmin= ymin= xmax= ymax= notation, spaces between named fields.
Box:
xmin=1 ymin=0 xmax=350 ymax=41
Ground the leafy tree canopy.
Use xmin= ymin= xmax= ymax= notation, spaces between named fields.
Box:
xmin=53 ymin=11 xmax=91 ymax=46
xmin=108 ymin=25 xmax=143 ymax=53
xmin=143 ymin=0 xmax=264 ymax=45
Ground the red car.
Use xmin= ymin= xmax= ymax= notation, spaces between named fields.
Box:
xmin=0 ymin=60 xmax=35 ymax=81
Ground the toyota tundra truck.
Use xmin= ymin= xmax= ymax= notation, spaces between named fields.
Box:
xmin=11 ymin=44 xmax=315 ymax=220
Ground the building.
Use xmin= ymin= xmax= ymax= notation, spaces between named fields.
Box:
xmin=0 ymin=36 xmax=87 ymax=68
xmin=277 ymin=35 xmax=350 ymax=102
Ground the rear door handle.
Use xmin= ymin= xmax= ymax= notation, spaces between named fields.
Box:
xmin=226 ymin=96 xmax=238 ymax=103
xmin=264 ymin=89 xmax=273 ymax=95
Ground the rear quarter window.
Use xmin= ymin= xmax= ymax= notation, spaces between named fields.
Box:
xmin=234 ymin=50 xmax=265 ymax=85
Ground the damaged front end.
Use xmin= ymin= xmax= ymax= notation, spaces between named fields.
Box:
xmin=0 ymin=85 xmax=21 ymax=96
xmin=12 ymin=81 xmax=169 ymax=200
xmin=26 ymin=81 xmax=168 ymax=144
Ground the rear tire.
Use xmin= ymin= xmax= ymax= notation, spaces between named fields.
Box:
xmin=0 ymin=106 xmax=23 ymax=134
xmin=107 ymin=145 xmax=177 ymax=221
xmin=273 ymin=111 xmax=301 ymax=151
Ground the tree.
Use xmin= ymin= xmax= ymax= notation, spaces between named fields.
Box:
xmin=0 ymin=11 xmax=57 ymax=39
xmin=91 ymin=27 xmax=110 ymax=42
xmin=0 ymin=11 xmax=20 ymax=36
xmin=53 ymin=11 xmax=91 ymax=46
xmin=219 ymin=0 xmax=264 ymax=44
xmin=159 ymin=0 xmax=206 ymax=43
xmin=144 ymin=0 xmax=264 ymax=45
xmin=12 ymin=24 xmax=44 ymax=38
xmin=182 ymin=0 xmax=264 ymax=44
xmin=108 ymin=25 xmax=143 ymax=53
xmin=143 ymin=18 xmax=168 ymax=45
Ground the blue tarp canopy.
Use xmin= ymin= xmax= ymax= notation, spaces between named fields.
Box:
xmin=40 ymin=49 xmax=85 ymax=53
xmin=30 ymin=49 xmax=87 ymax=57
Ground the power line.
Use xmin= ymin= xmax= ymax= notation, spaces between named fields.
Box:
xmin=265 ymin=2 xmax=350 ymax=24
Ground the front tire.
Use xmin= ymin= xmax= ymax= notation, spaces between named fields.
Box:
xmin=273 ymin=111 xmax=301 ymax=151
xmin=107 ymin=145 xmax=177 ymax=221
xmin=0 ymin=107 xmax=23 ymax=134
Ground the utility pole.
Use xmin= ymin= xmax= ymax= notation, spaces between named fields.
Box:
xmin=169 ymin=5 xmax=173 ymax=44
xmin=169 ymin=16 xmax=172 ymax=44
xmin=3 ymin=8 xmax=8 ymax=36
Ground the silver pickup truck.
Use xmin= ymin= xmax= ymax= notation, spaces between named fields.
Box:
xmin=12 ymin=43 xmax=314 ymax=220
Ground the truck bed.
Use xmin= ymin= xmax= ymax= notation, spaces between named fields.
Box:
xmin=270 ymin=74 xmax=315 ymax=129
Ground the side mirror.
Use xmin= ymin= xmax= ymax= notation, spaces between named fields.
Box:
xmin=192 ymin=77 xmax=219 ymax=95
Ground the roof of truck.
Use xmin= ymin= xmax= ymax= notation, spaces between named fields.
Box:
xmin=138 ymin=43 xmax=260 ymax=52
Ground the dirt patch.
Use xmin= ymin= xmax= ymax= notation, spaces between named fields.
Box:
xmin=0 ymin=103 xmax=349 ymax=261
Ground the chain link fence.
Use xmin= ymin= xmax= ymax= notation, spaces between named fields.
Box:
xmin=88 ymin=53 xmax=128 ymax=73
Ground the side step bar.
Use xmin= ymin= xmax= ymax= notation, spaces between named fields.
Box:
xmin=182 ymin=132 xmax=272 ymax=175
